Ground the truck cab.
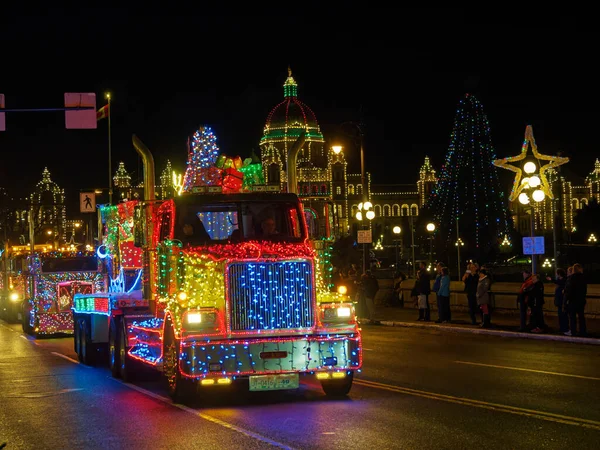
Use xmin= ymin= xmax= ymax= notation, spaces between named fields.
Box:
xmin=23 ymin=252 xmax=105 ymax=336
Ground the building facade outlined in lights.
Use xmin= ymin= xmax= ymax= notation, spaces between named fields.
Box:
xmin=259 ymin=68 xmax=437 ymax=246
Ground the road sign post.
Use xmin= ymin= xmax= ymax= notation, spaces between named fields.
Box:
xmin=80 ymin=192 xmax=96 ymax=213
xmin=357 ymin=230 xmax=372 ymax=244
xmin=522 ymin=236 xmax=545 ymax=255
xmin=0 ymin=94 xmax=5 ymax=131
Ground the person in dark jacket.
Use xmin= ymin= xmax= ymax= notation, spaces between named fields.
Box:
xmin=361 ymin=270 xmax=379 ymax=321
xmin=462 ymin=263 xmax=479 ymax=325
xmin=476 ymin=269 xmax=492 ymax=328
xmin=547 ymin=268 xmax=568 ymax=333
xmin=517 ymin=269 xmax=534 ymax=331
xmin=417 ymin=262 xmax=431 ymax=321
xmin=565 ymin=263 xmax=588 ymax=337
xmin=524 ymin=274 xmax=545 ymax=333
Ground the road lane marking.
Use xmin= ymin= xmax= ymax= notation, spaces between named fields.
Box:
xmin=113 ymin=380 xmax=296 ymax=450
xmin=3 ymin=388 xmax=84 ymax=399
xmin=454 ymin=361 xmax=600 ymax=381
xmin=20 ymin=334 xmax=39 ymax=345
xmin=354 ymin=378 xmax=600 ymax=431
xmin=50 ymin=352 xmax=91 ymax=367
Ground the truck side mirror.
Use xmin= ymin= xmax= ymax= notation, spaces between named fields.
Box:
xmin=134 ymin=205 xmax=144 ymax=247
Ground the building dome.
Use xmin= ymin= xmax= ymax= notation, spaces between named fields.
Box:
xmin=261 ymin=68 xmax=324 ymax=143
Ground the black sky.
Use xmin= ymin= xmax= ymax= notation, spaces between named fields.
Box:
xmin=0 ymin=8 xmax=596 ymax=212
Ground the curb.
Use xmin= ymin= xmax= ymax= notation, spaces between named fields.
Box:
xmin=366 ymin=319 xmax=600 ymax=345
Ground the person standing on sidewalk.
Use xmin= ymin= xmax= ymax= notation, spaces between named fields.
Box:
xmin=417 ymin=262 xmax=431 ymax=321
xmin=361 ymin=270 xmax=379 ymax=321
xmin=462 ymin=263 xmax=479 ymax=325
xmin=528 ymin=274 xmax=546 ymax=333
xmin=565 ymin=263 xmax=588 ymax=337
xmin=432 ymin=263 xmax=443 ymax=323
xmin=517 ymin=269 xmax=534 ymax=332
xmin=437 ymin=266 xmax=451 ymax=323
xmin=476 ymin=268 xmax=492 ymax=328
xmin=547 ymin=268 xmax=569 ymax=334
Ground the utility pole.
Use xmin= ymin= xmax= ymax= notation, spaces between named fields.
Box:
xmin=409 ymin=214 xmax=416 ymax=278
xmin=456 ymin=216 xmax=461 ymax=279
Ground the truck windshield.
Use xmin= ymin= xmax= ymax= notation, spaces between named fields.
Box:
xmin=41 ymin=257 xmax=98 ymax=273
xmin=175 ymin=201 xmax=304 ymax=245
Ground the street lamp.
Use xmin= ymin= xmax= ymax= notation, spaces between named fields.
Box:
xmin=426 ymin=223 xmax=435 ymax=266
xmin=518 ymin=161 xmax=545 ymax=274
xmin=332 ymin=145 xmax=342 ymax=155
xmin=393 ymin=225 xmax=401 ymax=270
xmin=589 ymin=233 xmax=597 ymax=243
xmin=356 ymin=202 xmax=375 ymax=274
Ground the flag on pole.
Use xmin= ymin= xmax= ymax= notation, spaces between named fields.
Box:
xmin=96 ymin=104 xmax=109 ymax=121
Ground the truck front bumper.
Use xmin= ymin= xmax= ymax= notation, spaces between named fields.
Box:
xmin=178 ymin=333 xmax=362 ymax=379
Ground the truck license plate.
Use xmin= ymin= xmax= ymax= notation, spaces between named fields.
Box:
xmin=249 ymin=373 xmax=299 ymax=392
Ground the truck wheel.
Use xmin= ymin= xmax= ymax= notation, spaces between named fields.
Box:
xmin=74 ymin=315 xmax=81 ymax=357
xmin=163 ymin=325 xmax=193 ymax=403
xmin=320 ymin=371 xmax=354 ymax=397
xmin=108 ymin=317 xmax=121 ymax=378
xmin=22 ymin=305 xmax=33 ymax=335
xmin=119 ymin=318 xmax=135 ymax=382
xmin=80 ymin=320 xmax=95 ymax=366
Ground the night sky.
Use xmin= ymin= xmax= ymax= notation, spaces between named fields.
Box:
xmin=1 ymin=8 xmax=594 ymax=212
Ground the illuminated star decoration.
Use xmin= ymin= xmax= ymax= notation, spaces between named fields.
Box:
xmin=493 ymin=125 xmax=569 ymax=201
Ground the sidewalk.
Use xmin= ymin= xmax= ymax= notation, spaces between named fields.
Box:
xmin=365 ymin=304 xmax=600 ymax=345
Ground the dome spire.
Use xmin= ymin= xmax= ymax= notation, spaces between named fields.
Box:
xmin=283 ymin=66 xmax=298 ymax=98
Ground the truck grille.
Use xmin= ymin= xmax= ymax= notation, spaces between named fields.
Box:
xmin=228 ymin=260 xmax=314 ymax=331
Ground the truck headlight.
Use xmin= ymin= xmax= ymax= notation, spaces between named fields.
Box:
xmin=9 ymin=292 xmax=20 ymax=302
xmin=186 ymin=312 xmax=202 ymax=324
xmin=336 ymin=307 xmax=351 ymax=318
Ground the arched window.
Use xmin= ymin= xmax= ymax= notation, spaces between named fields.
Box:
xmin=374 ymin=205 xmax=382 ymax=217
xmin=311 ymin=185 xmax=318 ymax=194
xmin=320 ymin=184 xmax=327 ymax=194
xmin=357 ymin=184 xmax=363 ymax=195
xmin=383 ymin=204 xmax=391 ymax=217
xmin=411 ymin=204 xmax=419 ymax=216
xmin=401 ymin=204 xmax=409 ymax=216
xmin=302 ymin=185 xmax=309 ymax=194
xmin=572 ymin=198 xmax=579 ymax=210
xmin=336 ymin=186 xmax=341 ymax=195
xmin=348 ymin=184 xmax=355 ymax=195
xmin=392 ymin=204 xmax=400 ymax=216
xmin=351 ymin=204 xmax=358 ymax=218
xmin=581 ymin=198 xmax=588 ymax=207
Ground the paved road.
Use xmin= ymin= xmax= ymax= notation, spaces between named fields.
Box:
xmin=1 ymin=320 xmax=599 ymax=449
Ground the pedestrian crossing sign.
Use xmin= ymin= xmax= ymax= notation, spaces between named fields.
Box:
xmin=80 ymin=192 xmax=96 ymax=213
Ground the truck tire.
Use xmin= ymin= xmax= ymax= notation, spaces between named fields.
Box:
xmin=118 ymin=318 xmax=135 ymax=382
xmin=108 ymin=317 xmax=121 ymax=378
xmin=73 ymin=314 xmax=81 ymax=357
xmin=21 ymin=305 xmax=33 ymax=335
xmin=163 ymin=325 xmax=194 ymax=403
xmin=79 ymin=319 xmax=95 ymax=366
xmin=320 ymin=371 xmax=354 ymax=397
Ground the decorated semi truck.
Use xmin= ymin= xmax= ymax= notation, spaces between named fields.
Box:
xmin=22 ymin=251 xmax=105 ymax=336
xmin=72 ymin=134 xmax=362 ymax=402
xmin=0 ymin=251 xmax=29 ymax=323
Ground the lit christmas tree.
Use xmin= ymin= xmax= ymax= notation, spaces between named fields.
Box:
xmin=182 ymin=126 xmax=222 ymax=192
xmin=426 ymin=93 xmax=510 ymax=259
